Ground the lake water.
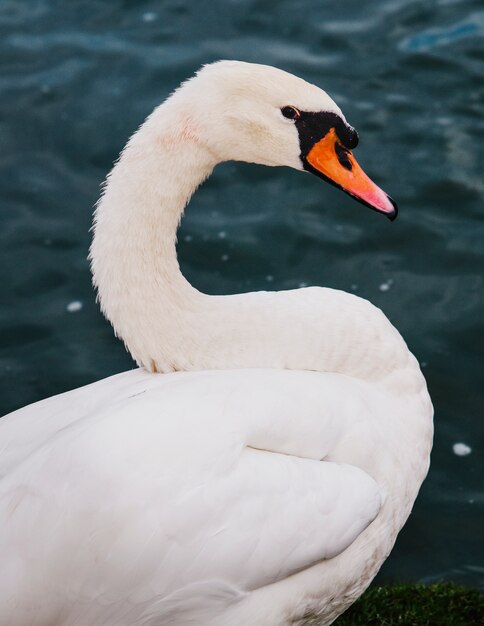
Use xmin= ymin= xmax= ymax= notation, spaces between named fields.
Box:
xmin=0 ymin=0 xmax=482 ymax=589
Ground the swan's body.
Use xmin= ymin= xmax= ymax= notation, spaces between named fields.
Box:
xmin=0 ymin=61 xmax=433 ymax=626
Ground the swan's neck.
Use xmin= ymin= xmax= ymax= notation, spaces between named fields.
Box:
xmin=91 ymin=107 xmax=426 ymax=396
xmin=91 ymin=104 xmax=214 ymax=366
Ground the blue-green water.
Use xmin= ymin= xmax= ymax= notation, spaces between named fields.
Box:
xmin=1 ymin=0 xmax=483 ymax=589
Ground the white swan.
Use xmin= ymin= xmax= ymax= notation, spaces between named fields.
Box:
xmin=0 ymin=61 xmax=433 ymax=626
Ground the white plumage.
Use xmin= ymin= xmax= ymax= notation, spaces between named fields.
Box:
xmin=0 ymin=62 xmax=433 ymax=626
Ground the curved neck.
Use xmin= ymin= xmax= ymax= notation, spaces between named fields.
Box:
xmin=91 ymin=105 xmax=216 ymax=363
xmin=91 ymin=108 xmax=424 ymax=396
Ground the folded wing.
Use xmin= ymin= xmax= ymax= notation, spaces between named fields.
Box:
xmin=0 ymin=368 xmax=382 ymax=625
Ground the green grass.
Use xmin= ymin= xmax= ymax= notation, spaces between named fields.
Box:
xmin=328 ymin=583 xmax=484 ymax=625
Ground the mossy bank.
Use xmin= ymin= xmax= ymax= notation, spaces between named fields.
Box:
xmin=304 ymin=583 xmax=483 ymax=625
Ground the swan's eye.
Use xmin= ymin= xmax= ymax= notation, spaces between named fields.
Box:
xmin=281 ymin=106 xmax=301 ymax=121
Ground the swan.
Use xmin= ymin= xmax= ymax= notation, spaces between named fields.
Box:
xmin=0 ymin=61 xmax=433 ymax=626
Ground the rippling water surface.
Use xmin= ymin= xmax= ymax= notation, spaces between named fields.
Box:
xmin=1 ymin=0 xmax=483 ymax=588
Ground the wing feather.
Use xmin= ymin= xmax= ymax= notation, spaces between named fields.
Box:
xmin=0 ymin=368 xmax=382 ymax=625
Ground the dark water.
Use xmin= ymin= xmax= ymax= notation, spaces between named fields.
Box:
xmin=1 ymin=0 xmax=483 ymax=589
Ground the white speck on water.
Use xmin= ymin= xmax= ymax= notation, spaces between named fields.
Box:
xmin=421 ymin=361 xmax=428 ymax=368
xmin=265 ymin=275 xmax=274 ymax=282
xmin=386 ymin=93 xmax=409 ymax=104
xmin=66 ymin=300 xmax=83 ymax=313
xmin=184 ymin=234 xmax=193 ymax=243
xmin=379 ymin=279 xmax=394 ymax=292
xmin=436 ymin=116 xmax=452 ymax=126
xmin=142 ymin=11 xmax=157 ymax=22
xmin=350 ymin=284 xmax=358 ymax=291
xmin=221 ymin=254 xmax=229 ymax=262
xmin=355 ymin=101 xmax=374 ymax=111
xmin=453 ymin=442 xmax=471 ymax=456
xmin=218 ymin=231 xmax=227 ymax=239
xmin=299 ymin=282 xmax=307 ymax=288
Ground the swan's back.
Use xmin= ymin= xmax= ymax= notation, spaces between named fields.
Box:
xmin=0 ymin=368 xmax=393 ymax=626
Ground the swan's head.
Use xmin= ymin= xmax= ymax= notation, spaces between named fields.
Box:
xmin=166 ymin=60 xmax=397 ymax=219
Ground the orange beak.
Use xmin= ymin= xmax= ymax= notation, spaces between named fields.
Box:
xmin=305 ymin=129 xmax=398 ymax=220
